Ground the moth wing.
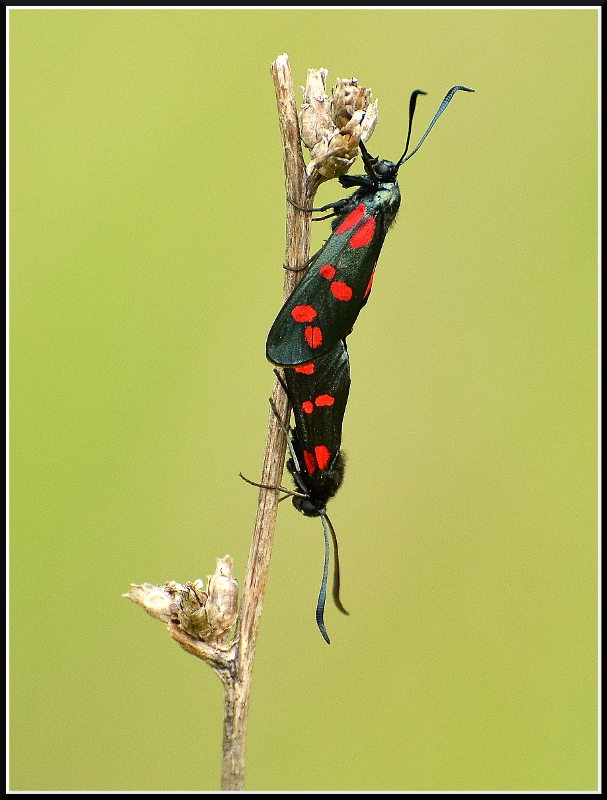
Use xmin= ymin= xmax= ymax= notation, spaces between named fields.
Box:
xmin=266 ymin=203 xmax=386 ymax=367
xmin=284 ymin=341 xmax=350 ymax=500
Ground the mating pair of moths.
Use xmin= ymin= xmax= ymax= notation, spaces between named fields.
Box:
xmin=265 ymin=85 xmax=473 ymax=643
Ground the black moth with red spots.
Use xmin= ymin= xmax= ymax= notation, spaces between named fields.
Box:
xmin=269 ymin=86 xmax=474 ymax=643
xmin=284 ymin=340 xmax=350 ymax=517
xmin=266 ymin=85 xmax=474 ymax=368
xmin=281 ymin=340 xmax=351 ymax=644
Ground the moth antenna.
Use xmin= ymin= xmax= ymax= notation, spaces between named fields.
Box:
xmin=398 ymin=85 xmax=475 ymax=167
xmin=396 ymin=89 xmax=428 ymax=166
xmin=316 ymin=514 xmax=332 ymax=644
xmin=323 ymin=512 xmax=349 ymax=616
xmin=360 ymin=89 xmax=427 ymax=176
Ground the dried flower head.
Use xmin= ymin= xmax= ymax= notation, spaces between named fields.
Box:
xmin=124 ymin=555 xmax=238 ymax=644
xmin=300 ymin=72 xmax=378 ymax=180
xmin=204 ymin=556 xmax=239 ymax=639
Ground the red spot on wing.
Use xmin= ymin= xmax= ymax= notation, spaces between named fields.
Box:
xmin=295 ymin=363 xmax=315 ymax=375
xmin=315 ymin=394 xmax=335 ymax=407
xmin=319 ymin=264 xmax=336 ymax=279
xmin=350 ymin=216 xmax=376 ymax=249
xmin=303 ymin=450 xmax=316 ymax=475
xmin=315 ymin=445 xmax=331 ymax=471
xmin=302 ymin=401 xmax=314 ymax=414
xmin=304 ymin=325 xmax=322 ymax=349
xmin=335 ymin=203 xmax=366 ymax=235
xmin=292 ymin=305 xmax=317 ymax=323
xmin=330 ymin=281 xmax=353 ymax=302
xmin=363 ymin=264 xmax=376 ymax=299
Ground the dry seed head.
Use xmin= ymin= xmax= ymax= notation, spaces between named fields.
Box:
xmin=331 ymin=78 xmax=373 ymax=129
xmin=123 ymin=582 xmax=174 ymax=623
xmin=301 ymin=75 xmax=378 ymax=180
xmin=204 ymin=556 xmax=239 ymax=640
xmin=174 ymin=579 xmax=214 ymax=640
xmin=123 ymin=555 xmax=238 ymax=643
xmin=299 ymin=68 xmax=332 ymax=152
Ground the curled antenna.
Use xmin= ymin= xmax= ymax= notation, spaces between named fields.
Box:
xmin=316 ymin=514 xmax=332 ymax=644
xmin=316 ymin=512 xmax=349 ymax=645
xmin=398 ymin=85 xmax=475 ymax=167
xmin=324 ymin=512 xmax=348 ymax=616
xmin=398 ymin=89 xmax=428 ymax=164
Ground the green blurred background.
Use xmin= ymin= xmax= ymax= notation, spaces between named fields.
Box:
xmin=9 ymin=8 xmax=597 ymax=792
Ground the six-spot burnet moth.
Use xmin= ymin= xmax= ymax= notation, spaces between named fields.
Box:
xmin=281 ymin=340 xmax=351 ymax=644
xmin=266 ymin=85 xmax=474 ymax=368
xmin=267 ymin=84 xmax=474 ymax=643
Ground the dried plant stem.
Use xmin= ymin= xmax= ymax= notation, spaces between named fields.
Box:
xmin=126 ymin=52 xmax=375 ymax=789
xmin=219 ymin=54 xmax=321 ymax=791
xmin=124 ymin=53 xmax=366 ymax=792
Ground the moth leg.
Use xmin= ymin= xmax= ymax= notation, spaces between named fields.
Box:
xmin=286 ymin=195 xmax=349 ymax=221
xmin=267 ymin=390 xmax=305 ymax=476
xmin=238 ymin=472 xmax=306 ymax=500
xmin=282 ymin=246 xmax=323 ymax=273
